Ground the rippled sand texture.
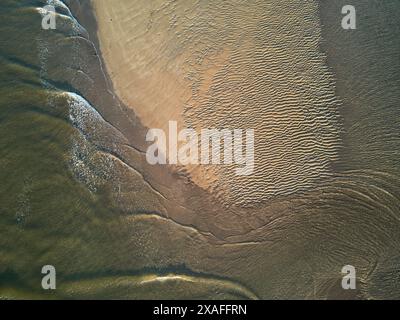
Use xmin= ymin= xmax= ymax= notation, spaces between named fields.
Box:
xmin=93 ymin=0 xmax=342 ymax=207
xmin=1 ymin=0 xmax=400 ymax=300
xmin=317 ymin=0 xmax=400 ymax=299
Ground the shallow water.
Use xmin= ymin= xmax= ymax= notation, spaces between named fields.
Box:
xmin=0 ymin=0 xmax=399 ymax=299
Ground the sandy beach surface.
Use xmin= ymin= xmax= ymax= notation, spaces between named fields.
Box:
xmin=92 ymin=0 xmax=342 ymax=208
xmin=1 ymin=0 xmax=399 ymax=300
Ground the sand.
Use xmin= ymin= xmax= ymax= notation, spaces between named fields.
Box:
xmin=91 ymin=0 xmax=342 ymax=207
xmin=2 ymin=0 xmax=399 ymax=300
xmin=92 ymin=0 xmax=189 ymax=131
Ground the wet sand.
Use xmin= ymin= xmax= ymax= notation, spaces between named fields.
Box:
xmin=0 ymin=0 xmax=399 ymax=300
xmin=62 ymin=0 xmax=400 ymax=299
xmin=91 ymin=0 xmax=343 ymax=208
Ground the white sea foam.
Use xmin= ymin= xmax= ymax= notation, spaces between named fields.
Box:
xmin=65 ymin=92 xmax=115 ymax=192
xmin=35 ymin=2 xmax=118 ymax=192
xmin=36 ymin=0 xmax=86 ymax=36
xmin=67 ymin=92 xmax=104 ymax=135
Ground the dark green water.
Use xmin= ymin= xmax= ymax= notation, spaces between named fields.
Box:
xmin=0 ymin=0 xmax=121 ymax=298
